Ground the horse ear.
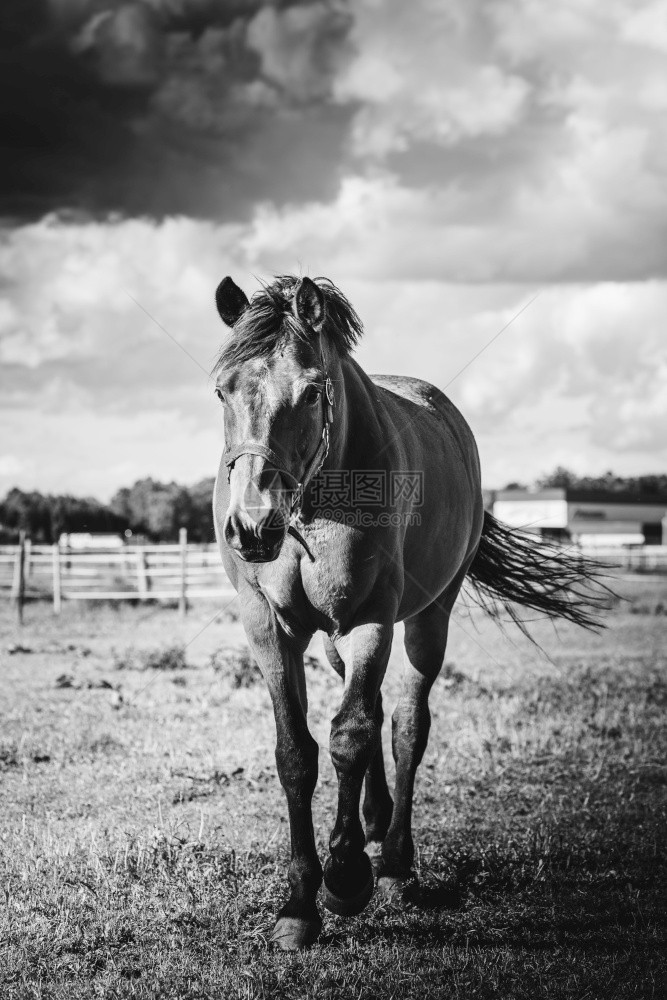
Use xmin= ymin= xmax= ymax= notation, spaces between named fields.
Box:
xmin=215 ymin=276 xmax=249 ymax=327
xmin=293 ymin=277 xmax=325 ymax=332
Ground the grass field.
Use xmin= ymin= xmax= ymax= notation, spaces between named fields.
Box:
xmin=1 ymin=576 xmax=666 ymax=999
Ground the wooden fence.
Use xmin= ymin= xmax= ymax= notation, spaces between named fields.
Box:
xmin=2 ymin=536 xmax=667 ymax=620
xmin=0 ymin=530 xmax=234 ymax=617
xmin=578 ymin=544 xmax=667 ymax=571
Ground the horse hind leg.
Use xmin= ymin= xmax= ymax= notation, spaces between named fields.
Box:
xmin=377 ymin=591 xmax=455 ymax=896
xmin=323 ymin=636 xmax=393 ymax=850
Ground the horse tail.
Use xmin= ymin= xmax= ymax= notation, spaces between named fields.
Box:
xmin=466 ymin=511 xmax=611 ymax=637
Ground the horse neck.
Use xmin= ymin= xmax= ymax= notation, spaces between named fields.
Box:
xmin=324 ymin=355 xmax=384 ymax=474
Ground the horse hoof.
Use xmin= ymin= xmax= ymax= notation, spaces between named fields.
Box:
xmin=322 ymin=853 xmax=374 ymax=917
xmin=270 ymin=915 xmax=321 ymax=950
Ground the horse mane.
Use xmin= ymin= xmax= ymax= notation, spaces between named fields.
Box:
xmin=212 ymin=275 xmax=363 ymax=375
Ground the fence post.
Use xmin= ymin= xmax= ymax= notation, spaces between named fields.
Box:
xmin=10 ymin=543 xmax=19 ymax=601
xmin=136 ymin=549 xmax=148 ymax=596
xmin=52 ymin=540 xmax=62 ymax=614
xmin=179 ymin=527 xmax=188 ymax=616
xmin=13 ymin=531 xmax=26 ymax=625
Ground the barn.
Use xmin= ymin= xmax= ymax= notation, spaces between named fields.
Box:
xmin=491 ymin=488 xmax=667 ymax=547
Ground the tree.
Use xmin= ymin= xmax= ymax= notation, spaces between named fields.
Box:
xmin=187 ymin=478 xmax=215 ymax=542
xmin=109 ymin=477 xmax=216 ymax=542
xmin=0 ymin=489 xmax=128 ymax=543
xmin=533 ymin=468 xmax=667 ymax=497
xmin=535 ymin=466 xmax=579 ymax=490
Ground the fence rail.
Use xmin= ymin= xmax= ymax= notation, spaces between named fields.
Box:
xmin=1 ymin=530 xmax=234 ymax=616
xmin=581 ymin=545 xmax=667 ymax=571
xmin=3 ymin=537 xmax=667 ymax=618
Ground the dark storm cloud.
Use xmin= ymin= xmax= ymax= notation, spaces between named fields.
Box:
xmin=0 ymin=0 xmax=355 ymax=220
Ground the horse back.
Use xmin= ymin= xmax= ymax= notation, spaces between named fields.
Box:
xmin=368 ymin=373 xmax=484 ymax=612
xmin=369 ymin=373 xmax=481 ymax=489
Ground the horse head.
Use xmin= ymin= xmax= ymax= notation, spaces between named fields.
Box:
xmin=212 ymin=275 xmax=356 ymax=563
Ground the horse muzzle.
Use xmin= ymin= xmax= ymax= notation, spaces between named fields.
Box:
xmin=223 ymin=506 xmax=288 ymax=563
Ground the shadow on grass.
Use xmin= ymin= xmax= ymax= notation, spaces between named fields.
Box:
xmin=4 ymin=824 xmax=665 ymax=1000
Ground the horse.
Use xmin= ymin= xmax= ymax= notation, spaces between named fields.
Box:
xmin=212 ymin=274 xmax=604 ymax=950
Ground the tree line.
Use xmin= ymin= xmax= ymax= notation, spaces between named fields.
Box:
xmin=506 ymin=467 xmax=667 ymax=496
xmin=0 ymin=478 xmax=216 ymax=544
xmin=1 ymin=467 xmax=666 ymax=544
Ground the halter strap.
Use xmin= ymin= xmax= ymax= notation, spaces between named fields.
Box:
xmin=223 ymin=442 xmax=301 ymax=491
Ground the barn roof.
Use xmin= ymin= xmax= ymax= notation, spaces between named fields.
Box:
xmin=494 ymin=488 xmax=667 ymax=506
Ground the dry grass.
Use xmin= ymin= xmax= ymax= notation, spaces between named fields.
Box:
xmin=113 ymin=644 xmax=189 ymax=673
xmin=0 ymin=577 xmax=666 ymax=998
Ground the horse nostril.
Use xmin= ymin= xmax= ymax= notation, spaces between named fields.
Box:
xmin=224 ymin=507 xmax=287 ymax=559
xmin=224 ymin=510 xmax=244 ymax=547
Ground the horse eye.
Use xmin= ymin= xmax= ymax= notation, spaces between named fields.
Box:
xmin=215 ymin=388 xmax=225 ymax=403
xmin=303 ymin=386 xmax=321 ymax=406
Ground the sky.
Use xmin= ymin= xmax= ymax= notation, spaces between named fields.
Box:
xmin=1 ymin=0 xmax=667 ymax=500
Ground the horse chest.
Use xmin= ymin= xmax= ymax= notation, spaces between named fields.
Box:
xmin=254 ymin=551 xmax=363 ymax=639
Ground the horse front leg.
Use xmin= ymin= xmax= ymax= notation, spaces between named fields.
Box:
xmin=242 ymin=597 xmax=322 ymax=950
xmin=322 ymin=620 xmax=394 ymax=916
xmin=322 ymin=636 xmax=393 ymax=850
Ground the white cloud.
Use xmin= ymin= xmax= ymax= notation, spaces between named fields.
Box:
xmin=613 ymin=1 xmax=667 ymax=55
xmin=246 ymin=3 xmax=350 ymax=103
xmin=0 ymin=215 xmax=243 ymax=498
xmin=241 ymin=158 xmax=667 ymax=282
xmin=0 ymin=214 xmax=247 ymax=390
xmin=334 ymin=0 xmax=530 ymax=156
xmin=453 ymin=281 xmax=667 ymax=484
xmin=3 ymin=2 xmax=667 ymax=497
xmin=279 ymin=0 xmax=667 ymax=283
xmin=1 ymin=214 xmax=667 ymax=497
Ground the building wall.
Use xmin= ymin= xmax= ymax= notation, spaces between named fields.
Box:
xmin=567 ymin=501 xmax=667 ymax=525
xmin=491 ymin=490 xmax=667 ymax=545
xmin=494 ymin=498 xmax=567 ymax=530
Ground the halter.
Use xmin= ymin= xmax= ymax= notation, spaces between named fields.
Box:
xmin=222 ymin=342 xmax=334 ymax=558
